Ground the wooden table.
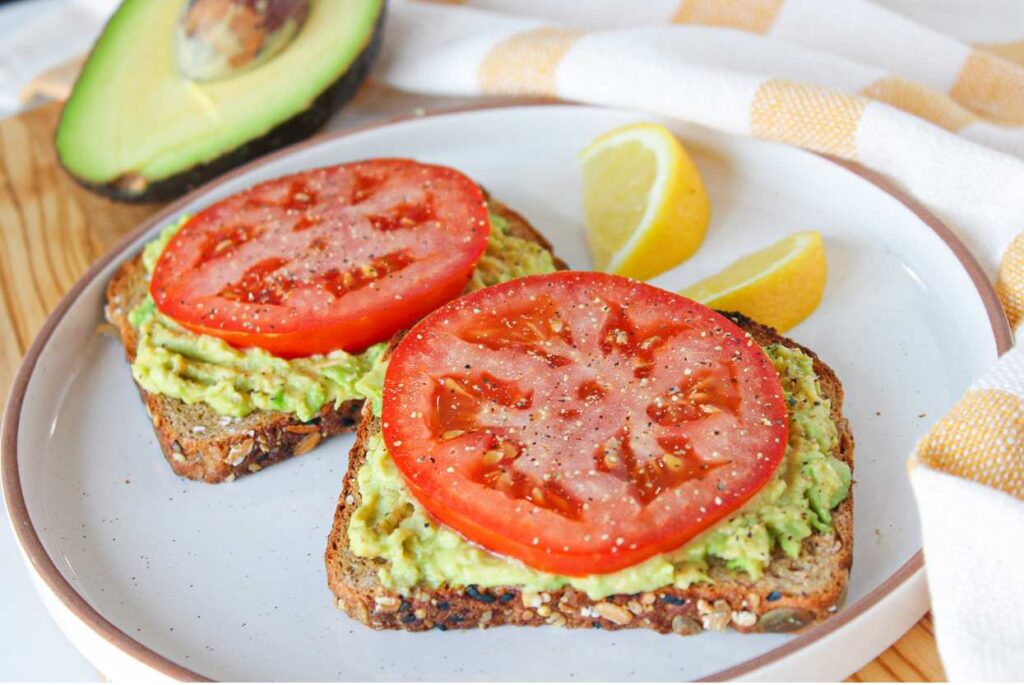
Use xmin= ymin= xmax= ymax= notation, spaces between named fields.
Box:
xmin=0 ymin=100 xmax=947 ymax=682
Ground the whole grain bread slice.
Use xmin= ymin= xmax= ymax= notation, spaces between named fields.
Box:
xmin=325 ymin=314 xmax=854 ymax=635
xmin=105 ymin=197 xmax=563 ymax=483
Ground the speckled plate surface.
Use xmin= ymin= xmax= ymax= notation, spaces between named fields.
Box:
xmin=3 ymin=105 xmax=1009 ymax=681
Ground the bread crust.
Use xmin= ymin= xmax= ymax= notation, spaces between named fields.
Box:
xmin=325 ymin=315 xmax=854 ymax=635
xmin=105 ymin=254 xmax=364 ymax=483
xmin=105 ymin=197 xmax=563 ymax=483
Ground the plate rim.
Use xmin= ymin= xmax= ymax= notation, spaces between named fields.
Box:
xmin=1 ymin=101 xmax=1011 ymax=682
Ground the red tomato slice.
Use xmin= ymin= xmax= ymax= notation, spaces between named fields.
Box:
xmin=381 ymin=272 xmax=788 ymax=576
xmin=150 ymin=159 xmax=491 ymax=358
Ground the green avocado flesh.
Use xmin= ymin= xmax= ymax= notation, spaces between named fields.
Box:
xmin=348 ymin=345 xmax=851 ymax=600
xmin=57 ymin=0 xmax=383 ymax=197
xmin=128 ymin=210 xmax=557 ymax=421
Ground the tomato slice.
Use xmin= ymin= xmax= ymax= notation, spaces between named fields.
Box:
xmin=150 ymin=159 xmax=490 ymax=358
xmin=382 ymin=272 xmax=788 ymax=576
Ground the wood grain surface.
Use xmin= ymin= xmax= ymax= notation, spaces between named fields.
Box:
xmin=0 ymin=100 xmax=947 ymax=682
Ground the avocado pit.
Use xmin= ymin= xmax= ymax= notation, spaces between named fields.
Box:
xmin=175 ymin=0 xmax=310 ymax=82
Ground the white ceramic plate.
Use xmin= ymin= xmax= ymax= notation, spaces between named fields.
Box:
xmin=3 ymin=105 xmax=1009 ymax=681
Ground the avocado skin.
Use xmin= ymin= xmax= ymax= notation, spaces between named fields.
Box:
xmin=60 ymin=3 xmax=385 ymax=204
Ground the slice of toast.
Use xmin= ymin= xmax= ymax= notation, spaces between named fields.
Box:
xmin=325 ymin=314 xmax=854 ymax=635
xmin=105 ymin=197 xmax=564 ymax=483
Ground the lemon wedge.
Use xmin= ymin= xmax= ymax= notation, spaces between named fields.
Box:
xmin=680 ymin=231 xmax=827 ymax=332
xmin=579 ymin=123 xmax=710 ymax=280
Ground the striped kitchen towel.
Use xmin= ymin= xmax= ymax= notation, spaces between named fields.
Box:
xmin=374 ymin=0 xmax=1024 ymax=679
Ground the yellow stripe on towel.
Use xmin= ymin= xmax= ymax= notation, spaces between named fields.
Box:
xmin=861 ymin=76 xmax=978 ymax=132
xmin=915 ymin=388 xmax=1024 ymax=500
xmin=672 ymin=0 xmax=784 ymax=34
xmin=950 ymin=50 xmax=1024 ymax=126
xmin=750 ymin=80 xmax=866 ymax=159
xmin=996 ymin=232 xmax=1024 ymax=330
xmin=978 ymin=40 xmax=1024 ymax=67
xmin=478 ymin=27 xmax=585 ymax=96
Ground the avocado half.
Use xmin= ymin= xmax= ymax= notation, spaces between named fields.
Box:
xmin=56 ymin=0 xmax=385 ymax=203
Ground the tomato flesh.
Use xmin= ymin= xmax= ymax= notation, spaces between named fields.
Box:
xmin=382 ymin=272 xmax=789 ymax=576
xmin=150 ymin=159 xmax=490 ymax=357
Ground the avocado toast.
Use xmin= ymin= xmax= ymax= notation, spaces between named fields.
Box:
xmin=326 ymin=273 xmax=853 ymax=635
xmin=106 ymin=160 xmax=564 ymax=483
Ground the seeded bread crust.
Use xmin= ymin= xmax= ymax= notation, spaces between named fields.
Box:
xmin=105 ymin=197 xmax=563 ymax=483
xmin=325 ymin=315 xmax=854 ymax=635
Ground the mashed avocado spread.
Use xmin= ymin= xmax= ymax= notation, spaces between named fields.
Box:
xmin=128 ymin=209 xmax=557 ymax=421
xmin=348 ymin=344 xmax=850 ymax=599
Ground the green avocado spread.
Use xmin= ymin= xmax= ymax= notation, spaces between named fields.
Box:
xmin=347 ymin=344 xmax=850 ymax=599
xmin=127 ymin=208 xmax=556 ymax=421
